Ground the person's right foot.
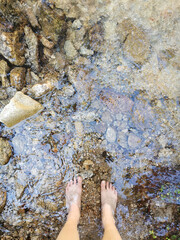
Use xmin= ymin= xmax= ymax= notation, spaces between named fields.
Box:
xmin=101 ymin=180 xmax=118 ymax=227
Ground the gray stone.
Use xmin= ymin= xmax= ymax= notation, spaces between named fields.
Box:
xmin=117 ymin=131 xmax=128 ymax=149
xmin=0 ymin=92 xmax=43 ymax=127
xmin=101 ymin=111 xmax=113 ymax=123
xmin=64 ymin=40 xmax=78 ymax=59
xmin=62 ymin=85 xmax=75 ymax=97
xmin=0 ymin=187 xmax=7 ymax=213
xmin=0 ymin=138 xmax=12 ymax=165
xmin=0 ymin=29 xmax=25 ymax=66
xmin=72 ymin=19 xmax=82 ymax=30
xmin=10 ymin=67 xmax=26 ymax=91
xmin=0 ymin=60 xmax=10 ymax=87
xmin=0 ymin=89 xmax=8 ymax=100
xmin=128 ymin=133 xmax=141 ymax=149
xmin=75 ymin=121 xmax=84 ymax=137
xmin=80 ymin=46 xmax=94 ymax=56
xmin=106 ymin=127 xmax=116 ymax=143
xmin=24 ymin=26 xmax=39 ymax=73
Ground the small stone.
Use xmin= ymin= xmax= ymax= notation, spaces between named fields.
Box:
xmin=0 ymin=30 xmax=25 ymax=66
xmin=25 ymin=7 xmax=40 ymax=28
xmin=62 ymin=85 xmax=75 ymax=97
xmin=29 ymin=72 xmax=58 ymax=98
xmin=101 ymin=111 xmax=113 ymax=123
xmin=0 ymin=138 xmax=12 ymax=165
xmin=74 ymin=56 xmax=91 ymax=66
xmin=10 ymin=67 xmax=26 ymax=90
xmin=80 ymin=46 xmax=94 ymax=56
xmin=128 ymin=133 xmax=141 ymax=149
xmin=117 ymin=132 xmax=128 ymax=149
xmin=83 ymin=160 xmax=94 ymax=170
xmin=0 ymin=89 xmax=8 ymax=100
xmin=64 ymin=40 xmax=78 ymax=59
xmin=24 ymin=26 xmax=39 ymax=72
xmin=0 ymin=92 xmax=43 ymax=127
xmin=40 ymin=36 xmax=54 ymax=49
xmin=74 ymin=121 xmax=84 ymax=137
xmin=106 ymin=127 xmax=116 ymax=143
xmin=16 ymin=183 xmax=26 ymax=199
xmin=72 ymin=19 xmax=82 ymax=30
xmin=30 ymin=72 xmax=41 ymax=85
xmin=49 ymin=52 xmax=66 ymax=71
xmin=0 ymin=187 xmax=7 ymax=213
xmin=0 ymin=60 xmax=10 ymax=87
xmin=43 ymin=47 xmax=53 ymax=58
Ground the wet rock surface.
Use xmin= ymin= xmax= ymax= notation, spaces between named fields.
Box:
xmin=0 ymin=138 xmax=12 ymax=165
xmin=10 ymin=67 xmax=26 ymax=90
xmin=0 ymin=0 xmax=179 ymax=239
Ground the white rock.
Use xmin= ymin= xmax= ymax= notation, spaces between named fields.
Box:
xmin=74 ymin=121 xmax=84 ymax=137
xmin=80 ymin=46 xmax=94 ymax=56
xmin=64 ymin=40 xmax=77 ymax=59
xmin=72 ymin=19 xmax=82 ymax=30
xmin=106 ymin=127 xmax=116 ymax=143
xmin=128 ymin=133 xmax=141 ymax=149
xmin=62 ymin=85 xmax=75 ymax=97
xmin=0 ymin=92 xmax=43 ymax=127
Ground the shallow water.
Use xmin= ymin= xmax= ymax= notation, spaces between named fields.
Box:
xmin=0 ymin=0 xmax=180 ymax=239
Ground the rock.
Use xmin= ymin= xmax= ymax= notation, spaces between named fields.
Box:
xmin=72 ymin=19 xmax=82 ymax=30
xmin=10 ymin=67 xmax=26 ymax=90
xmin=89 ymin=23 xmax=105 ymax=52
xmin=117 ymin=131 xmax=128 ymax=149
xmin=83 ymin=160 xmax=94 ymax=170
xmin=0 ymin=29 xmax=25 ymax=66
xmin=24 ymin=26 xmax=39 ymax=73
xmin=0 ymin=187 xmax=7 ymax=213
xmin=74 ymin=56 xmax=91 ymax=66
xmin=80 ymin=46 xmax=94 ymax=56
xmin=106 ymin=127 xmax=116 ymax=143
xmin=100 ymin=88 xmax=134 ymax=114
xmin=49 ymin=52 xmax=66 ymax=71
xmin=118 ymin=19 xmax=150 ymax=64
xmin=128 ymin=133 xmax=141 ymax=149
xmin=64 ymin=40 xmax=78 ymax=59
xmin=0 ymin=89 xmax=8 ymax=100
xmin=0 ymin=60 xmax=10 ymax=87
xmin=16 ymin=183 xmax=26 ymax=199
xmin=29 ymin=72 xmax=59 ymax=98
xmin=0 ymin=138 xmax=12 ymax=165
xmin=62 ymin=85 xmax=75 ymax=97
xmin=74 ymin=121 xmax=84 ymax=137
xmin=0 ymin=92 xmax=43 ymax=127
xmin=37 ymin=5 xmax=66 ymax=43
xmin=40 ymin=36 xmax=54 ymax=49
xmin=25 ymin=7 xmax=40 ymax=28
xmin=101 ymin=111 xmax=113 ymax=123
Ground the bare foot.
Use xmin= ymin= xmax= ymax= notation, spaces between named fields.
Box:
xmin=101 ymin=180 xmax=117 ymax=227
xmin=66 ymin=176 xmax=82 ymax=222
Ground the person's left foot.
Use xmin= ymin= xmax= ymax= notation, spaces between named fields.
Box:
xmin=66 ymin=176 xmax=82 ymax=222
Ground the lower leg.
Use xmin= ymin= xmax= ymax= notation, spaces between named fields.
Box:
xmin=56 ymin=177 xmax=82 ymax=240
xmin=101 ymin=181 xmax=122 ymax=240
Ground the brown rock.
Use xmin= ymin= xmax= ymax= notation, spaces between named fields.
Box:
xmin=10 ymin=67 xmax=26 ymax=90
xmin=118 ymin=19 xmax=150 ymax=64
xmin=0 ymin=138 xmax=12 ymax=165
xmin=0 ymin=30 xmax=25 ymax=66
xmin=40 ymin=35 xmax=54 ymax=49
xmin=0 ymin=187 xmax=7 ymax=213
xmin=0 ymin=60 xmax=10 ymax=87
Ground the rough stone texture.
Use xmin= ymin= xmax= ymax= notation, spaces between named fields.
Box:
xmin=29 ymin=72 xmax=59 ymax=98
xmin=0 ymin=138 xmax=12 ymax=165
xmin=0 ymin=92 xmax=43 ymax=127
xmin=75 ymin=121 xmax=84 ymax=137
xmin=106 ymin=127 xmax=116 ymax=143
xmin=118 ymin=19 xmax=150 ymax=64
xmin=25 ymin=7 xmax=40 ymax=28
xmin=37 ymin=4 xmax=66 ymax=43
xmin=80 ymin=46 xmax=94 ymax=56
xmin=0 ymin=60 xmax=10 ymax=87
xmin=40 ymin=36 xmax=54 ymax=49
xmin=0 ymin=89 xmax=8 ymax=100
xmin=72 ymin=19 xmax=82 ymax=30
xmin=10 ymin=67 xmax=26 ymax=90
xmin=89 ymin=23 xmax=105 ymax=52
xmin=24 ymin=26 xmax=39 ymax=73
xmin=128 ymin=133 xmax=141 ymax=149
xmin=0 ymin=29 xmax=25 ymax=66
xmin=64 ymin=40 xmax=78 ymax=59
xmin=0 ymin=187 xmax=7 ymax=213
xmin=49 ymin=52 xmax=66 ymax=71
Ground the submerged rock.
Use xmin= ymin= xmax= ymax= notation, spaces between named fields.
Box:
xmin=0 ymin=89 xmax=8 ymax=100
xmin=106 ymin=127 xmax=116 ymax=143
xmin=0 ymin=60 xmax=10 ymax=87
xmin=10 ymin=67 xmax=26 ymax=90
xmin=0 ymin=187 xmax=7 ymax=213
xmin=0 ymin=29 xmax=25 ymax=66
xmin=128 ymin=133 xmax=141 ymax=149
xmin=0 ymin=92 xmax=43 ymax=127
xmin=64 ymin=40 xmax=78 ymax=59
xmin=24 ymin=26 xmax=39 ymax=73
xmin=118 ymin=19 xmax=150 ymax=64
xmin=0 ymin=138 xmax=12 ymax=165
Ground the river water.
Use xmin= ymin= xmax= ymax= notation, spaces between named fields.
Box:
xmin=0 ymin=0 xmax=179 ymax=239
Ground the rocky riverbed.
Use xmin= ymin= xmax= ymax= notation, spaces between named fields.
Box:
xmin=0 ymin=0 xmax=179 ymax=239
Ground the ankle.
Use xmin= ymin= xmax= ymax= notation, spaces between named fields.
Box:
xmin=67 ymin=204 xmax=80 ymax=223
xmin=102 ymin=204 xmax=115 ymax=227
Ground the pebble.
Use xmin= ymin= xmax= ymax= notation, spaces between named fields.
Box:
xmin=101 ymin=111 xmax=113 ymax=123
xmin=74 ymin=121 xmax=84 ymax=137
xmin=128 ymin=133 xmax=141 ymax=149
xmin=64 ymin=40 xmax=78 ymax=59
xmin=0 ymin=60 xmax=10 ymax=87
xmin=0 ymin=137 xmax=12 ymax=165
xmin=80 ymin=46 xmax=94 ymax=56
xmin=72 ymin=19 xmax=82 ymax=30
xmin=106 ymin=127 xmax=116 ymax=143
xmin=0 ymin=187 xmax=7 ymax=213
xmin=62 ymin=85 xmax=75 ymax=97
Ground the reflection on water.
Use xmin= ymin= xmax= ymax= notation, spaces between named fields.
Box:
xmin=0 ymin=0 xmax=179 ymax=239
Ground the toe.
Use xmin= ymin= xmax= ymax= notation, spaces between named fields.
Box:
xmin=110 ymin=183 xmax=113 ymax=190
xmin=78 ymin=176 xmax=82 ymax=186
xmin=70 ymin=180 xmax=73 ymax=186
xmin=106 ymin=181 xmax=109 ymax=189
xmin=74 ymin=176 xmax=76 ymax=185
xmin=101 ymin=180 xmax=106 ymax=190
